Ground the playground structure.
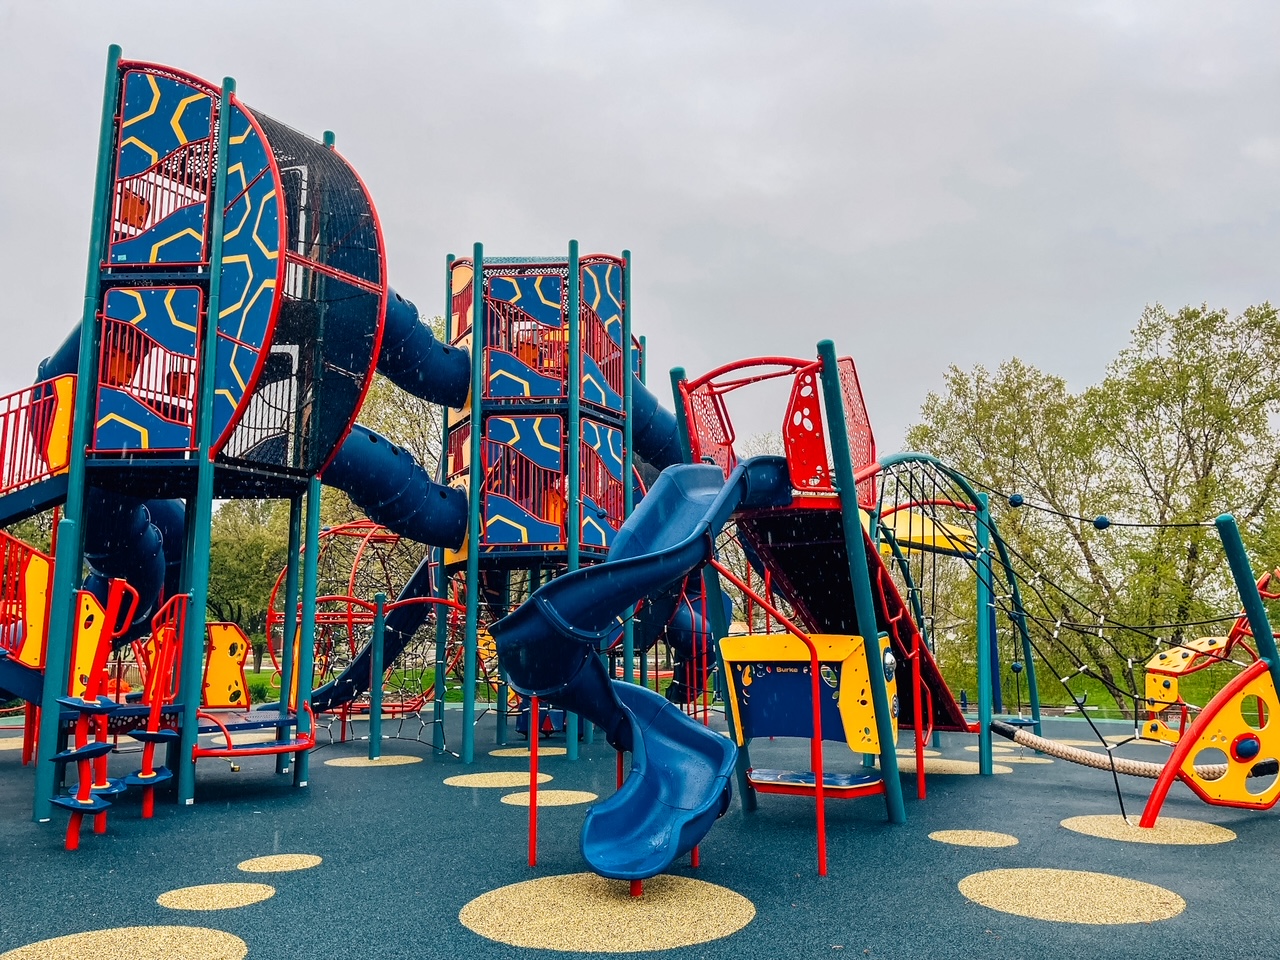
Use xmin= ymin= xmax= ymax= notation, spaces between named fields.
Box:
xmin=1 ymin=45 xmax=1279 ymax=895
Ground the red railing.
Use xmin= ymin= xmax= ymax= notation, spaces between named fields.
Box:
xmin=0 ymin=376 xmax=74 ymax=498
xmin=482 ymin=439 xmax=564 ymax=540
xmin=580 ymin=302 xmax=626 ymax=405
xmin=580 ymin=444 xmax=624 ymax=538
xmin=446 ymin=422 xmax=470 ymax=484
xmin=94 ymin=317 xmax=199 ymax=450
xmin=837 ymin=357 xmax=877 ymax=506
xmin=484 ymin=296 xmax=567 ymax=396
xmin=110 ymin=139 xmax=212 ymax=252
xmin=710 ymin=557 xmax=830 ymax=876
xmin=0 ymin=530 xmax=53 ymax=666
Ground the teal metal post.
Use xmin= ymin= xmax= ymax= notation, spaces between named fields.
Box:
xmin=1217 ymin=515 xmax=1280 ymax=694
xmin=434 ymin=254 xmax=455 ymax=753
xmin=33 ymin=44 xmax=122 ymax=821
xmin=816 ymin=340 xmax=905 ymax=823
xmin=175 ymin=75 xmax=236 ymax=806
xmin=565 ymin=240 xmax=582 ymax=758
xmin=621 ymin=250 xmax=635 ymax=684
xmin=638 ymin=344 xmax=650 ymax=690
xmin=462 ymin=243 xmax=484 ymax=763
xmin=293 ymin=475 xmax=321 ymax=786
xmin=275 ymin=493 xmax=303 ymax=774
xmin=975 ymin=494 xmax=994 ymax=775
xmin=369 ymin=592 xmax=385 ymax=761
xmin=667 ymin=368 xmax=694 ymax=465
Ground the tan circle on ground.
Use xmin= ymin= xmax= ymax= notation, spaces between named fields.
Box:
xmin=964 ymin=745 xmax=1014 ymax=754
xmin=445 ymin=771 xmax=552 ymax=788
xmin=958 ymin=868 xmax=1185 ymax=924
xmin=1001 ymin=756 xmax=1054 ymax=765
xmin=1061 ymin=815 xmax=1236 ymax=845
xmin=930 ymin=829 xmax=1019 ymax=848
xmin=157 ymin=883 xmax=275 ymax=911
xmin=892 ymin=757 xmax=1013 ymax=775
xmin=238 ymin=853 xmax=323 ymax=872
xmin=0 ymin=738 xmax=23 ymax=751
xmin=0 ymin=925 xmax=247 ymax=960
xmin=489 ymin=746 xmax=568 ymax=758
xmin=460 ymin=873 xmax=754 ymax=951
xmin=501 ymin=789 xmax=598 ymax=807
xmin=325 ymin=754 xmax=423 ymax=768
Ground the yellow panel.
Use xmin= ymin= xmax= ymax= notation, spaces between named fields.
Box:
xmin=719 ymin=633 xmax=860 ymax=664
xmin=1140 ymin=717 xmax=1181 ymax=744
xmin=1147 ymin=636 xmax=1229 ymax=676
xmin=67 ymin=593 xmax=108 ymax=699
xmin=203 ymin=622 xmax=251 ymax=708
xmin=45 ymin=375 xmax=76 ymax=475
xmin=15 ymin=553 xmax=52 ymax=670
xmin=719 ymin=632 xmax=898 ymax=753
xmin=1145 ymin=670 xmax=1179 ymax=708
xmin=837 ymin=634 xmax=898 ymax=752
xmin=1181 ymin=668 xmax=1280 ymax=808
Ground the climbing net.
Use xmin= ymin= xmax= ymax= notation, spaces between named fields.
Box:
xmin=867 ymin=454 xmax=1271 ymax=811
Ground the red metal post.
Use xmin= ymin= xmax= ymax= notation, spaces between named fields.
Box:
xmin=529 ymin=695 xmax=539 ymax=866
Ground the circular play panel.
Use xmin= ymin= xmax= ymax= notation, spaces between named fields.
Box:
xmin=459 ymin=873 xmax=755 ymax=952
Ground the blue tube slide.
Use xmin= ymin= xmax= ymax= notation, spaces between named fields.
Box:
xmin=321 ymin=424 xmax=467 ymax=549
xmin=377 ymin=289 xmax=470 ymax=408
xmin=491 ymin=456 xmax=792 ymax=879
xmin=630 ymin=376 xmax=684 ymax=470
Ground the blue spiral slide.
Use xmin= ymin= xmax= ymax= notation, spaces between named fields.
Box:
xmin=491 ymin=456 xmax=792 ymax=879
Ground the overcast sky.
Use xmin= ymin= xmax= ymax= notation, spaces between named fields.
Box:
xmin=2 ymin=1 xmax=1277 ymax=448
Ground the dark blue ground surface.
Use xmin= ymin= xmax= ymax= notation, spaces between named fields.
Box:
xmin=0 ymin=712 xmax=1274 ymax=959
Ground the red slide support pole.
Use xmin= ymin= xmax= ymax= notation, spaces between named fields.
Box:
xmin=529 ymin=695 xmax=539 ymax=866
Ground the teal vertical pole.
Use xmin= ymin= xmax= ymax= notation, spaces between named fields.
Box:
xmin=621 ymin=250 xmax=635 ymax=684
xmin=638 ymin=342 xmax=650 ymax=690
xmin=462 ymin=243 xmax=484 ymax=763
xmin=1217 ymin=515 xmax=1280 ymax=693
xmin=293 ymin=475 xmax=321 ymax=786
xmin=33 ymin=44 xmax=122 ymax=821
xmin=565 ymin=240 xmax=582 ymax=758
xmin=275 ymin=493 xmax=303 ymax=773
xmin=667 ymin=368 xmax=694 ymax=465
xmin=816 ymin=340 xmax=905 ymax=823
xmin=975 ymin=494 xmax=994 ymax=775
xmin=434 ymin=254 xmax=455 ymax=753
xmin=175 ymin=75 xmax=236 ymax=806
xmin=369 ymin=593 xmax=385 ymax=761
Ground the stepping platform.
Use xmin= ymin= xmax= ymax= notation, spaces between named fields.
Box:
xmin=49 ymin=793 xmax=112 ymax=814
xmin=124 ymin=767 xmax=173 ymax=788
xmin=747 ymin=768 xmax=885 ymax=798
xmin=50 ymin=741 xmax=114 ymax=763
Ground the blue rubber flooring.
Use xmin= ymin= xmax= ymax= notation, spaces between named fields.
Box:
xmin=0 ymin=712 xmax=1273 ymax=959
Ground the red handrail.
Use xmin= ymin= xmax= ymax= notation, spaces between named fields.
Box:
xmin=710 ymin=557 xmax=828 ymax=876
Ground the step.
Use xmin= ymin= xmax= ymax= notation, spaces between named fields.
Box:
xmin=50 ymin=793 xmax=112 ymax=814
xmin=124 ymin=766 xmax=173 ymax=788
xmin=56 ymin=696 xmax=118 ymax=715
xmin=51 ymin=741 xmax=114 ymax=763
xmin=91 ymin=777 xmax=128 ymax=797
xmin=747 ymin=767 xmax=885 ymax=797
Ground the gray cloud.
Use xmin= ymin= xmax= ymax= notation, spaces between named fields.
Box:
xmin=2 ymin=1 xmax=1277 ymax=448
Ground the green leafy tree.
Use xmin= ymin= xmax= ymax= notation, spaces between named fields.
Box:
xmin=906 ymin=303 xmax=1280 ymax=715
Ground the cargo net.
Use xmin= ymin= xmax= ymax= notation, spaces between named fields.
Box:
xmin=220 ymin=112 xmax=383 ymax=475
